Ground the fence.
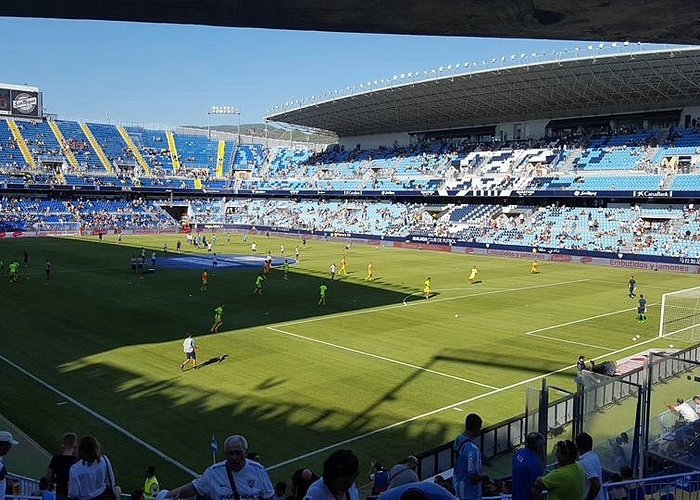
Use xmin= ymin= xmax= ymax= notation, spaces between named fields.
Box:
xmin=416 ymin=344 xmax=700 ymax=481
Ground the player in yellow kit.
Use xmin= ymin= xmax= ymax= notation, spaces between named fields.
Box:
xmin=365 ymin=261 xmax=374 ymax=281
xmin=531 ymin=260 xmax=540 ymax=274
xmin=423 ymin=277 xmax=432 ymax=299
xmin=340 ymin=257 xmax=348 ymax=277
xmin=468 ymin=266 xmax=478 ymax=284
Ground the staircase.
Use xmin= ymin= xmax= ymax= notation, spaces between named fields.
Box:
xmin=557 ymin=148 xmax=583 ymax=173
xmin=48 ymin=120 xmax=79 ymax=170
xmin=7 ymin=119 xmax=36 ymax=169
xmin=194 ymin=178 xmax=203 ymax=190
xmin=80 ymin=123 xmax=113 ymax=173
xmin=166 ymin=132 xmax=182 ymax=172
xmin=56 ymin=172 xmax=67 ymax=185
xmin=117 ymin=126 xmax=151 ymax=175
xmin=662 ymin=157 xmax=678 ymax=190
xmin=216 ymin=140 xmax=226 ymax=179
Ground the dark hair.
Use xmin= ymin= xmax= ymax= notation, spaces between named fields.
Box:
xmin=61 ymin=432 xmax=77 ymax=448
xmin=274 ymin=482 xmax=286 ymax=494
xmin=399 ymin=488 xmax=429 ymax=500
xmin=146 ymin=466 xmax=156 ymax=476
xmin=619 ymin=465 xmax=634 ymax=479
xmin=525 ymin=432 xmax=545 ymax=451
xmin=620 ymin=432 xmax=629 ymax=443
xmin=39 ymin=478 xmax=49 ymax=490
xmin=77 ymin=435 xmax=102 ymax=465
xmin=554 ymin=440 xmax=578 ymax=462
xmin=131 ymin=489 xmax=145 ymax=500
xmin=575 ymin=432 xmax=593 ymax=453
xmin=464 ymin=413 xmax=483 ymax=433
xmin=322 ymin=449 xmax=359 ymax=482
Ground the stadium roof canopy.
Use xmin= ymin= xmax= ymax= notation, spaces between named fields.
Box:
xmin=266 ymin=47 xmax=700 ymax=137
xmin=4 ymin=1 xmax=700 ymax=43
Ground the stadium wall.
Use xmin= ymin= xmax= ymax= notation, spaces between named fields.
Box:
xmin=494 ymin=119 xmax=549 ymax=141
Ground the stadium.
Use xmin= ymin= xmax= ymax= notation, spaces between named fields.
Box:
xmin=5 ymin=10 xmax=700 ymax=500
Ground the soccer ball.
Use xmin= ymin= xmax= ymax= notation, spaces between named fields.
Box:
xmin=670 ymin=344 xmax=674 ymax=348
xmin=455 ymin=314 xmax=459 ymax=318
xmin=188 ymin=294 xmax=192 ymax=297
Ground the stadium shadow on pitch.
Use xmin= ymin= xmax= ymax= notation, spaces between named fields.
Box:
xmin=1 ymin=237 xmax=415 ymax=360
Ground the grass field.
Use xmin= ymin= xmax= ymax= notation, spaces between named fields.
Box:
xmin=1 ymin=233 xmax=697 ymax=492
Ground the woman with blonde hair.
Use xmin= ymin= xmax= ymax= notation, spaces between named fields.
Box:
xmin=68 ymin=436 xmax=118 ymax=500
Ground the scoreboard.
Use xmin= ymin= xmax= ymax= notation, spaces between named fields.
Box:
xmin=0 ymin=84 xmax=42 ymax=119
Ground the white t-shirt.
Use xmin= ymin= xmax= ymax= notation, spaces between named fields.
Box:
xmin=0 ymin=457 xmax=7 ymax=500
xmin=183 ymin=338 xmax=196 ymax=354
xmin=303 ymin=478 xmax=359 ymax=500
xmin=579 ymin=451 xmax=607 ymax=500
xmin=68 ymin=456 xmax=115 ymax=500
xmin=677 ymin=402 xmax=699 ymax=422
xmin=192 ymin=460 xmax=274 ymax=500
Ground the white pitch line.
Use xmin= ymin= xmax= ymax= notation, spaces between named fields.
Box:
xmin=275 ymin=278 xmax=590 ymax=328
xmin=0 ymin=353 xmax=199 ymax=477
xmin=401 ymin=287 xmax=511 ymax=305
xmin=266 ymin=326 xmax=498 ymax=390
xmin=268 ymin=322 xmax=665 ymax=471
xmin=525 ymin=333 xmax=615 ymax=351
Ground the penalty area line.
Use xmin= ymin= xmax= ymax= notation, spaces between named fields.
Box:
xmin=0 ymin=353 xmax=199 ymax=478
xmin=266 ymin=326 xmax=498 ymax=390
xmin=268 ymin=331 xmax=664 ymax=472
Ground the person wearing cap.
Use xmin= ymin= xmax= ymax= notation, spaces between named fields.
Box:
xmin=0 ymin=431 xmax=19 ymax=500
xmin=387 ymin=456 xmax=419 ymax=489
xmin=143 ymin=466 xmax=160 ymax=500
xmin=167 ymin=435 xmax=273 ymax=500
xmin=303 ymin=449 xmax=360 ymax=500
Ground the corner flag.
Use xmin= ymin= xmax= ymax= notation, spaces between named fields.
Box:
xmin=210 ymin=434 xmax=218 ymax=464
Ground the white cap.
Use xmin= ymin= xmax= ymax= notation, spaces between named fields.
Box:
xmin=0 ymin=431 xmax=18 ymax=445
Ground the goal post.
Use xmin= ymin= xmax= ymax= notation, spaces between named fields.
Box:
xmin=659 ymin=286 xmax=700 ymax=343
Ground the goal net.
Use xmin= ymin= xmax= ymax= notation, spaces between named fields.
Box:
xmin=659 ymin=286 xmax=700 ymax=343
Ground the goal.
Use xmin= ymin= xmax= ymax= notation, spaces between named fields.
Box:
xmin=659 ymin=286 xmax=700 ymax=343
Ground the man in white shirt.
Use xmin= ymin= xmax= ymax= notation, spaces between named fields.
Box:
xmin=0 ymin=431 xmax=19 ymax=500
xmin=668 ymin=398 xmax=700 ymax=423
xmin=167 ymin=435 xmax=273 ymax=500
xmin=304 ymin=449 xmax=360 ymax=500
xmin=575 ymin=433 xmax=607 ymax=500
xmin=179 ymin=335 xmax=198 ymax=371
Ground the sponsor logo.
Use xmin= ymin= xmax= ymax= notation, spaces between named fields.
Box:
xmin=289 ymin=190 xmax=299 ymax=195
xmin=251 ymin=189 xmax=267 ymax=194
xmin=463 ymin=247 xmax=475 ymax=254
xmin=515 ymin=190 xmax=536 ymax=196
xmin=12 ymin=93 xmax=38 ymax=114
xmin=573 ymin=190 xmax=598 ymax=197
xmin=680 ymin=257 xmax=700 ymax=265
xmin=551 ymin=254 xmax=573 ymax=262
xmin=633 ymin=190 xmax=672 ymax=198
xmin=580 ymin=256 xmax=593 ymax=263
xmin=420 ymin=190 xmax=436 ymax=196
xmin=316 ymin=190 xmax=326 ymax=195
xmin=381 ymin=190 xmax=396 ymax=195
xmin=411 ymin=236 xmax=455 ymax=245
xmin=12 ymin=231 xmax=22 ymax=238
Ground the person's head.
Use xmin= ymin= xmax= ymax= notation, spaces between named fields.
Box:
xmin=321 ymin=449 xmax=359 ymax=494
xmin=553 ymin=440 xmax=578 ymax=466
xmin=61 ymin=432 xmax=77 ymax=452
xmin=404 ymin=455 xmax=418 ymax=470
xmin=640 ymin=294 xmax=644 ymax=299
xmin=693 ymin=396 xmax=700 ymax=405
xmin=38 ymin=478 xmax=49 ymax=491
xmin=301 ymin=469 xmax=314 ymax=482
xmin=464 ymin=413 xmax=483 ymax=437
xmin=620 ymin=432 xmax=629 ymax=444
xmin=677 ymin=398 xmax=685 ymax=405
xmin=525 ymin=432 xmax=545 ymax=454
xmin=579 ymin=355 xmax=585 ymax=362
xmin=224 ymin=435 xmax=248 ymax=472
xmin=246 ymin=451 xmax=261 ymax=463
xmin=131 ymin=490 xmax=146 ymax=500
xmin=0 ymin=431 xmax=19 ymax=457
xmin=575 ymin=432 xmax=593 ymax=454
xmin=398 ymin=488 xmax=429 ymax=500
xmin=145 ymin=466 xmax=156 ymax=477
xmin=274 ymin=482 xmax=286 ymax=496
xmin=77 ymin=435 xmax=102 ymax=464
xmin=619 ymin=465 xmax=634 ymax=479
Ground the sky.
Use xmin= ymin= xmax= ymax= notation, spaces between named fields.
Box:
xmin=0 ymin=18 xmax=675 ymax=127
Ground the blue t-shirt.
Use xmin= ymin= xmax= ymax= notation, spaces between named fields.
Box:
xmin=379 ymin=481 xmax=455 ymax=500
xmin=511 ymin=448 xmax=543 ymax=500
xmin=453 ymin=435 xmax=482 ymax=500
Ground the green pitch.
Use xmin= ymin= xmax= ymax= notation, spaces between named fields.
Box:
xmin=0 ymin=234 xmax=695 ymax=491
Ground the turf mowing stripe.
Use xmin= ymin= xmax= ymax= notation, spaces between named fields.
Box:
xmin=274 ymin=278 xmax=590 ymax=328
xmin=266 ymin=326 xmax=499 ymax=390
xmin=267 ymin=329 xmax=664 ymax=471
xmin=0 ymin=353 xmax=200 ymax=478
xmin=525 ymin=333 xmax=615 ymax=351
xmin=524 ymin=303 xmax=657 ymax=337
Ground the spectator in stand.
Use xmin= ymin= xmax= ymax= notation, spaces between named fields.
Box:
xmin=378 ymin=481 xmax=456 ymax=499
xmin=68 ymin=435 xmax=119 ymax=500
xmin=370 ymin=461 xmax=390 ymax=496
xmin=290 ymin=468 xmax=318 ymax=500
xmin=33 ymin=478 xmax=56 ymax=500
xmin=511 ymin=432 xmax=544 ymax=500
xmin=46 ymin=432 xmax=79 ymax=500
xmin=167 ymin=435 xmax=273 ymax=500
xmin=304 ymin=449 xmax=360 ymax=500
xmin=533 ymin=440 xmax=584 ymax=500
xmin=272 ymin=482 xmax=286 ymax=500
xmin=453 ymin=413 xmax=488 ymax=500
xmin=143 ymin=466 xmax=159 ymax=499
xmin=0 ymin=432 xmax=19 ymax=500
xmin=575 ymin=433 xmax=607 ymax=500
xmin=387 ymin=456 xmax=419 ymax=489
